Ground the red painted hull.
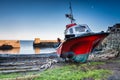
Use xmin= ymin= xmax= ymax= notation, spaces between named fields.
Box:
xmin=57 ymin=32 xmax=109 ymax=57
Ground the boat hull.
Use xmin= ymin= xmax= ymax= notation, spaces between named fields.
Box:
xmin=57 ymin=32 xmax=109 ymax=62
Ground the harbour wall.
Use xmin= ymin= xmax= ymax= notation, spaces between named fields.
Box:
xmin=0 ymin=40 xmax=20 ymax=50
xmin=33 ymin=38 xmax=62 ymax=48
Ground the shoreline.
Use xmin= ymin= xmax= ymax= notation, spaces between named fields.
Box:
xmin=0 ymin=50 xmax=120 ymax=79
xmin=0 ymin=52 xmax=58 ymax=63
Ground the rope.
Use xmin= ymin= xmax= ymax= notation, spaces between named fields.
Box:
xmin=40 ymin=59 xmax=58 ymax=70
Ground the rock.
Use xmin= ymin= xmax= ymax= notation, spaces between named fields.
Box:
xmin=104 ymin=24 xmax=120 ymax=51
xmin=88 ymin=49 xmax=119 ymax=61
xmin=0 ymin=45 xmax=13 ymax=50
xmin=94 ymin=24 xmax=120 ymax=58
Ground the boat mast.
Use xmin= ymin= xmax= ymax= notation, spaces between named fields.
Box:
xmin=69 ymin=2 xmax=74 ymax=23
xmin=66 ymin=2 xmax=75 ymax=23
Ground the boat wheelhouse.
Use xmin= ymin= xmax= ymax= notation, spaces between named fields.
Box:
xmin=65 ymin=23 xmax=92 ymax=39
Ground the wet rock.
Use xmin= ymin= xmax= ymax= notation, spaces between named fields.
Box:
xmin=0 ymin=44 xmax=13 ymax=50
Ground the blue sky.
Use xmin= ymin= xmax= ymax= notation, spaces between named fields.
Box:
xmin=0 ymin=0 xmax=120 ymax=40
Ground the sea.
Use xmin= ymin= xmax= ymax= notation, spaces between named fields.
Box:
xmin=0 ymin=40 xmax=56 ymax=54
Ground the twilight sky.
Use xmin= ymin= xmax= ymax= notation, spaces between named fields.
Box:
xmin=0 ymin=0 xmax=120 ymax=40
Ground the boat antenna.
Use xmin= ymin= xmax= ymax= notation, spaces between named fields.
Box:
xmin=65 ymin=2 xmax=75 ymax=23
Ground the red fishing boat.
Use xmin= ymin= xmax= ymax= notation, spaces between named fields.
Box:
xmin=57 ymin=3 xmax=109 ymax=62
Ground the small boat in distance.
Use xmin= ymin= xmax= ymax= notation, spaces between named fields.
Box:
xmin=57 ymin=2 xmax=109 ymax=62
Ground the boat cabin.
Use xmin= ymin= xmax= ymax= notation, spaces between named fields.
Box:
xmin=65 ymin=23 xmax=92 ymax=39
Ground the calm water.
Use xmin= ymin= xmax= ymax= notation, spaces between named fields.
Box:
xmin=0 ymin=40 xmax=56 ymax=54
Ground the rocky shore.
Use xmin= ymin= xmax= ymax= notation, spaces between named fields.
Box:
xmin=0 ymin=49 xmax=119 ymax=71
xmin=0 ymin=49 xmax=120 ymax=80
xmin=0 ymin=53 xmax=59 ymax=74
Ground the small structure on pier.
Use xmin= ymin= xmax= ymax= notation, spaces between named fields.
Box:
xmin=33 ymin=38 xmax=41 ymax=44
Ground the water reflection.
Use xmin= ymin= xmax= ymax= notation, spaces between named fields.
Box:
xmin=33 ymin=47 xmax=56 ymax=54
xmin=0 ymin=47 xmax=55 ymax=54
xmin=0 ymin=40 xmax=56 ymax=54
xmin=0 ymin=48 xmax=20 ymax=54
xmin=34 ymin=47 xmax=40 ymax=54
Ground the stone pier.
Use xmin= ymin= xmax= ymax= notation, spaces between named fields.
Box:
xmin=0 ymin=40 xmax=20 ymax=50
xmin=33 ymin=38 xmax=58 ymax=48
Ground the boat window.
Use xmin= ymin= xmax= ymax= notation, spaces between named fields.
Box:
xmin=69 ymin=28 xmax=73 ymax=34
xmin=75 ymin=26 xmax=86 ymax=32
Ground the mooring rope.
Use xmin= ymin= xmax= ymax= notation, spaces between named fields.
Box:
xmin=40 ymin=59 xmax=58 ymax=70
